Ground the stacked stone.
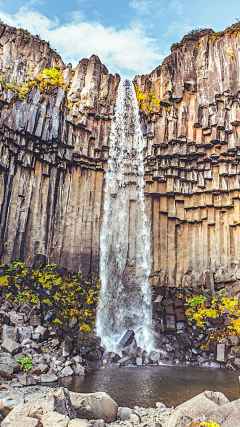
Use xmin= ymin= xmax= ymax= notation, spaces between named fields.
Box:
xmin=134 ymin=29 xmax=240 ymax=287
xmin=0 ymin=23 xmax=119 ymax=275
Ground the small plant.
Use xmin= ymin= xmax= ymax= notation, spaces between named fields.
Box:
xmin=201 ymin=421 xmax=220 ymax=427
xmin=14 ymin=356 xmax=33 ymax=371
xmin=189 ymin=295 xmax=206 ymax=307
xmin=4 ymin=242 xmax=9 ymax=246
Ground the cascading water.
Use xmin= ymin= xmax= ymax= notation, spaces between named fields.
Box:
xmin=96 ymin=79 xmax=154 ymax=352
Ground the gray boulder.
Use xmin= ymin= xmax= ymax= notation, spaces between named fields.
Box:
xmin=2 ymin=416 xmax=41 ymax=427
xmin=163 ymin=391 xmax=229 ymax=427
xmin=1 ymin=338 xmax=21 ymax=355
xmin=2 ymin=387 xmax=76 ymax=425
xmin=69 ymin=391 xmax=118 ymax=422
xmin=205 ymin=398 xmax=240 ymax=427
xmin=2 ymin=325 xmax=18 ymax=342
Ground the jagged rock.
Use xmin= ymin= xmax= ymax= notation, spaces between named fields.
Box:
xmin=19 ymin=374 xmax=37 ymax=386
xmin=18 ymin=328 xmax=32 ymax=343
xmin=72 ymin=363 xmax=85 ymax=376
xmin=34 ymin=326 xmax=49 ymax=341
xmin=0 ymin=394 xmax=25 ymax=417
xmin=2 ymin=325 xmax=18 ymax=342
xmin=119 ymin=330 xmax=135 ymax=347
xmin=163 ymin=391 xmax=229 ymax=427
xmin=1 ymin=339 xmax=21 ymax=355
xmin=2 ymin=387 xmax=75 ymax=425
xmin=69 ymin=391 xmax=118 ymax=422
xmin=204 ymin=398 xmax=240 ymax=426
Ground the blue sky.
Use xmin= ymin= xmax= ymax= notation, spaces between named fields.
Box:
xmin=0 ymin=0 xmax=240 ymax=79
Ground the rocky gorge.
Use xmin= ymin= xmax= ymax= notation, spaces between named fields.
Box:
xmin=1 ymin=18 xmax=240 ymax=427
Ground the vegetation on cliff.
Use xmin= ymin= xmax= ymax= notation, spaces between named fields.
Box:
xmin=0 ymin=262 xmax=99 ymax=338
xmin=171 ymin=21 xmax=240 ymax=51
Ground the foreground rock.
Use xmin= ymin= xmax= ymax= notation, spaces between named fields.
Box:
xmin=0 ymin=387 xmax=239 ymax=427
xmin=163 ymin=390 xmax=229 ymax=427
xmin=70 ymin=392 xmax=118 ymax=422
xmin=1 ymin=387 xmax=118 ymax=426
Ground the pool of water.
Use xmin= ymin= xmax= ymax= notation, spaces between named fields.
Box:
xmin=59 ymin=365 xmax=240 ymax=408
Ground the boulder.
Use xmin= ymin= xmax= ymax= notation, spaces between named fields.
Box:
xmin=69 ymin=391 xmax=118 ymax=422
xmin=61 ymin=366 xmax=74 ymax=377
xmin=205 ymin=398 xmax=240 ymax=426
xmin=216 ymin=343 xmax=228 ymax=363
xmin=18 ymin=327 xmax=32 ymax=343
xmin=19 ymin=373 xmax=37 ymax=386
xmin=119 ymin=330 xmax=135 ymax=347
xmin=34 ymin=326 xmax=49 ymax=341
xmin=163 ymin=391 xmax=229 ymax=427
xmin=72 ymin=363 xmax=85 ymax=376
xmin=41 ymin=411 xmax=69 ymax=427
xmin=1 ymin=416 xmax=41 ymax=427
xmin=0 ymin=364 xmax=14 ymax=378
xmin=2 ymin=388 xmax=75 ymax=424
xmin=39 ymin=371 xmax=58 ymax=383
xmin=0 ymin=356 xmax=21 ymax=373
xmin=118 ymin=407 xmax=132 ymax=421
xmin=0 ymin=394 xmax=25 ymax=417
xmin=1 ymin=338 xmax=21 ymax=355
xmin=2 ymin=325 xmax=18 ymax=342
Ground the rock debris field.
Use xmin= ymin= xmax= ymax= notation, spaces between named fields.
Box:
xmin=0 ymin=386 xmax=239 ymax=427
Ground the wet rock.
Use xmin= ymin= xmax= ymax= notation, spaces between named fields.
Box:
xmin=215 ymin=343 xmax=227 ymax=363
xmin=61 ymin=366 xmax=74 ymax=377
xmin=72 ymin=363 xmax=85 ymax=376
xmin=149 ymin=351 xmax=161 ymax=363
xmin=119 ymin=330 xmax=135 ymax=347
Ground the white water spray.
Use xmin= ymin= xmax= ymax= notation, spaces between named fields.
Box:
xmin=96 ymin=79 xmax=154 ymax=351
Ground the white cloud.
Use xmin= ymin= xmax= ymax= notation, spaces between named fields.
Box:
xmin=0 ymin=6 xmax=164 ymax=78
xmin=129 ymin=0 xmax=183 ymax=17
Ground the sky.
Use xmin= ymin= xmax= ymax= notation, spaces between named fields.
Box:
xmin=0 ymin=0 xmax=240 ymax=79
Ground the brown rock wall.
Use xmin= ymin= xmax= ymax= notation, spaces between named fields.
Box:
xmin=1 ymin=23 xmax=240 ymax=286
xmin=0 ymin=24 xmax=119 ymax=275
xmin=134 ymin=30 xmax=240 ymax=287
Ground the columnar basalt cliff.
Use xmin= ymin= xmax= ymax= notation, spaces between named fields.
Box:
xmin=0 ymin=24 xmax=120 ymax=276
xmin=1 ymin=22 xmax=240 ymax=289
xmin=134 ymin=26 xmax=240 ymax=288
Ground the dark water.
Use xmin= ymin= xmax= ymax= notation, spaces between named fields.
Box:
xmin=59 ymin=365 xmax=240 ymax=408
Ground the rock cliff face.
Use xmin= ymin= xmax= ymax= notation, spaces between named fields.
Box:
xmin=134 ymin=26 xmax=240 ymax=287
xmin=0 ymin=24 xmax=120 ymax=276
xmin=1 ymin=23 xmax=240 ymax=287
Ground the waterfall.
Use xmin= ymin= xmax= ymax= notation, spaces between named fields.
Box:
xmin=96 ymin=79 xmax=154 ymax=352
